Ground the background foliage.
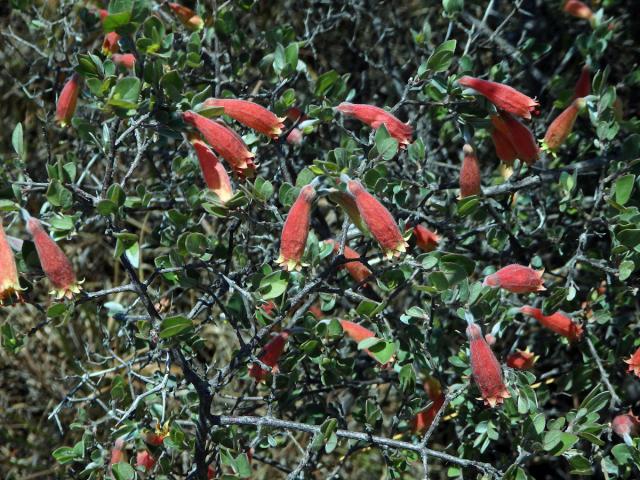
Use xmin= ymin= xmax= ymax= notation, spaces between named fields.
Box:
xmin=1 ymin=0 xmax=640 ymax=478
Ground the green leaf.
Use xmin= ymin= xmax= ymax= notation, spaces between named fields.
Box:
xmin=52 ymin=446 xmax=78 ymax=465
xmin=12 ymin=122 xmax=24 ymax=159
xmin=617 ymin=229 xmax=640 ymax=250
xmin=425 ymin=40 xmax=457 ymax=73
xmin=368 ymin=340 xmax=395 ymax=365
xmin=159 ymin=315 xmax=193 ymax=339
xmin=185 ymin=232 xmax=208 ymax=257
xmin=615 ymin=174 xmax=635 ymax=205
xmin=259 ymin=271 xmax=289 ymax=300
xmin=111 ymin=462 xmax=135 ymax=480
xmin=315 ymin=70 xmax=339 ymax=97
xmin=619 ymin=260 xmax=635 ymax=281
xmin=108 ymin=77 xmax=141 ymax=110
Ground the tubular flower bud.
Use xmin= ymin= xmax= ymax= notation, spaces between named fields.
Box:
xmin=308 ymin=304 xmax=324 ymax=319
xmin=328 ymin=190 xmax=370 ymax=236
xmin=110 ymin=439 xmax=125 ymax=465
xmin=520 ymin=306 xmax=584 ymax=342
xmin=339 ymin=319 xmax=391 ymax=365
xmin=0 ymin=221 xmax=22 ymax=305
xmin=27 ymin=217 xmax=81 ymax=299
xmin=336 ymin=102 xmax=413 ymax=148
xmin=563 ymin=0 xmax=594 ymax=20
xmin=286 ymin=128 xmax=303 ymax=145
xmin=136 ymin=450 xmax=156 ymax=471
xmin=506 ymin=348 xmax=538 ymax=370
xmin=458 ymin=76 xmax=540 ymax=120
xmin=326 ymin=239 xmax=372 ymax=285
xmin=491 ymin=122 xmax=518 ymax=166
xmin=248 ymin=331 xmax=289 ymax=382
xmin=483 ymin=264 xmax=545 ymax=294
xmin=102 ymin=31 xmax=120 ymax=54
xmin=484 ymin=333 xmax=496 ymax=346
xmin=413 ymin=225 xmax=439 ymax=253
xmin=168 ymin=2 xmax=204 ymax=30
xmin=344 ymin=177 xmax=408 ymax=259
xmin=460 ymin=144 xmax=481 ymax=197
xmin=191 ymin=139 xmax=234 ymax=202
xmin=411 ymin=377 xmax=446 ymax=434
xmin=612 ymin=412 xmax=640 ymax=446
xmin=466 ymin=322 xmax=510 ymax=407
xmin=574 ymin=66 xmax=591 ymax=99
xmin=97 ymin=8 xmax=109 ymax=21
xmin=624 ymin=347 xmax=640 ymax=377
xmin=182 ymin=111 xmax=256 ymax=179
xmin=491 ymin=112 xmax=539 ymax=165
xmin=111 ymin=53 xmax=136 ymax=70
xmin=544 ymin=98 xmax=586 ymax=152
xmin=275 ymin=183 xmax=317 ymax=271
xmin=145 ymin=422 xmax=170 ymax=446
xmin=55 ymin=73 xmax=82 ymax=127
xmin=204 ymin=98 xmax=286 ymax=140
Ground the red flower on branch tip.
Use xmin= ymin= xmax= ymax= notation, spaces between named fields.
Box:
xmin=248 ymin=331 xmax=290 ymax=382
xmin=459 ymin=144 xmax=481 ymax=198
xmin=336 ymin=102 xmax=413 ymax=148
xmin=325 ymin=239 xmax=372 ymax=285
xmin=411 ymin=376 xmax=446 ymax=434
xmin=168 ymin=2 xmax=204 ymax=31
xmin=339 ymin=319 xmax=392 ymax=366
xmin=204 ymin=98 xmax=286 ymax=140
xmin=276 ymin=181 xmax=318 ymax=271
xmin=563 ymin=0 xmax=594 ymax=20
xmin=520 ymin=306 xmax=584 ymax=342
xmin=458 ymin=75 xmax=540 ymax=120
xmin=543 ymin=97 xmax=586 ymax=152
xmin=136 ymin=450 xmax=156 ymax=471
xmin=612 ymin=411 xmax=640 ymax=446
xmin=506 ymin=348 xmax=538 ymax=370
xmin=483 ymin=264 xmax=545 ymax=294
xmin=0 ymin=220 xmax=22 ymax=305
xmin=624 ymin=347 xmax=640 ymax=378
xmin=413 ymin=225 xmax=439 ymax=253
xmin=574 ymin=66 xmax=591 ymax=99
xmin=56 ymin=73 xmax=82 ymax=127
xmin=491 ymin=112 xmax=539 ymax=166
xmin=191 ymin=138 xmax=234 ymax=203
xmin=342 ymin=174 xmax=408 ymax=259
xmin=102 ymin=31 xmax=120 ymax=54
xmin=111 ymin=53 xmax=136 ymax=70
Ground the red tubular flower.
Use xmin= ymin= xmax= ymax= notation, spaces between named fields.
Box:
xmin=191 ymin=138 xmax=234 ymax=202
xmin=204 ymin=98 xmax=286 ymax=140
xmin=0 ymin=221 xmax=22 ymax=305
xmin=343 ymin=176 xmax=408 ymax=259
xmin=484 ymin=333 xmax=496 ymax=346
xmin=276 ymin=183 xmax=317 ymax=271
xmin=563 ymin=0 xmax=594 ymax=20
xmin=624 ymin=347 xmax=640 ymax=377
xmin=182 ymin=111 xmax=256 ymax=179
xmin=506 ymin=348 xmax=537 ymax=370
xmin=336 ymin=102 xmax=413 ymax=148
xmin=168 ymin=2 xmax=204 ymax=30
xmin=97 ymin=8 xmax=108 ymax=21
xmin=136 ymin=450 xmax=156 ymax=471
xmin=574 ymin=66 xmax=591 ymax=99
xmin=491 ymin=124 xmax=518 ymax=166
xmin=458 ymin=76 xmax=540 ymax=120
xmin=27 ymin=217 xmax=80 ymax=299
xmin=308 ymin=304 xmax=324 ymax=319
xmin=520 ymin=306 xmax=584 ymax=342
xmin=111 ymin=53 xmax=136 ymax=70
xmin=286 ymin=128 xmax=303 ymax=145
xmin=411 ymin=377 xmax=446 ymax=434
xmin=110 ymin=439 xmax=125 ymax=465
xmin=248 ymin=331 xmax=289 ymax=382
xmin=102 ymin=31 xmax=120 ymax=54
xmin=483 ymin=264 xmax=545 ymax=294
xmin=413 ymin=225 xmax=439 ymax=253
xmin=612 ymin=412 xmax=640 ymax=446
xmin=326 ymin=239 xmax=372 ymax=284
xmin=55 ymin=73 xmax=81 ymax=127
xmin=340 ymin=319 xmax=392 ymax=365
xmin=459 ymin=144 xmax=481 ymax=197
xmin=544 ymin=98 xmax=586 ymax=152
xmin=466 ymin=322 xmax=510 ymax=407
xmin=491 ymin=112 xmax=539 ymax=165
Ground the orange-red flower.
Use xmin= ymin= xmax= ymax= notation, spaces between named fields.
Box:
xmin=343 ymin=176 xmax=408 ymax=259
xmin=168 ymin=2 xmax=204 ymax=30
xmin=111 ymin=53 xmax=136 ymax=70
xmin=411 ymin=377 xmax=446 ymax=434
xmin=340 ymin=319 xmax=391 ymax=365
xmin=56 ymin=73 xmax=81 ymax=127
xmin=308 ymin=304 xmax=324 ymax=319
xmin=563 ymin=0 xmax=594 ymax=20
xmin=0 ymin=221 xmax=22 ymax=305
xmin=574 ymin=66 xmax=591 ymax=99
xmin=204 ymin=98 xmax=285 ymax=140
xmin=491 ymin=126 xmax=518 ymax=166
xmin=102 ymin=31 xmax=120 ymax=54
xmin=612 ymin=411 xmax=640 ymax=446
xmin=27 ymin=217 xmax=80 ymax=299
xmin=413 ymin=225 xmax=439 ymax=253
xmin=459 ymin=144 xmax=481 ymax=197
xmin=336 ymin=102 xmax=413 ymax=148
xmin=624 ymin=347 xmax=640 ymax=377
xmin=110 ymin=439 xmax=125 ymax=465
xmin=275 ymin=183 xmax=317 ymax=271
xmin=97 ymin=8 xmax=108 ymax=21
xmin=191 ymin=138 xmax=233 ymax=202
xmin=484 ymin=265 xmax=545 ymax=294
xmin=506 ymin=348 xmax=537 ymax=370
xmin=144 ymin=422 xmax=170 ymax=446
xmin=136 ymin=450 xmax=156 ymax=471
xmin=248 ymin=331 xmax=289 ymax=382
xmin=458 ymin=76 xmax=539 ymax=120
xmin=182 ymin=111 xmax=256 ymax=179
xmin=520 ymin=306 xmax=584 ymax=342
xmin=326 ymin=239 xmax=372 ymax=285
xmin=544 ymin=98 xmax=586 ymax=152
xmin=466 ymin=322 xmax=510 ymax=407
xmin=286 ymin=128 xmax=303 ymax=145
xmin=491 ymin=112 xmax=539 ymax=165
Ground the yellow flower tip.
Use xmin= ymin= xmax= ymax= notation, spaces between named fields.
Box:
xmin=51 ymin=281 xmax=83 ymax=300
